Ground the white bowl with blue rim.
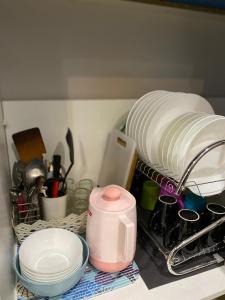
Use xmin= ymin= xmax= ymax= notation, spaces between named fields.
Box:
xmin=15 ymin=235 xmax=89 ymax=297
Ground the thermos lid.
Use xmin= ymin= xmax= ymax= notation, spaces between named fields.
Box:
xmin=90 ymin=184 xmax=136 ymax=212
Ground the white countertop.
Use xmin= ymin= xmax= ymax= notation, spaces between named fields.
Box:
xmin=92 ymin=265 xmax=225 ymax=300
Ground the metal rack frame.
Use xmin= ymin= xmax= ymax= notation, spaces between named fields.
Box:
xmin=10 ymin=188 xmax=41 ymax=226
xmin=136 ymin=140 xmax=225 ymax=275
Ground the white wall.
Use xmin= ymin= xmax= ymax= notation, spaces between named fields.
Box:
xmin=0 ymin=102 xmax=15 ymax=300
xmin=1 ymin=0 xmax=225 ymax=100
xmin=3 ymin=96 xmax=225 ymax=186
xmin=3 ymin=99 xmax=135 ymax=185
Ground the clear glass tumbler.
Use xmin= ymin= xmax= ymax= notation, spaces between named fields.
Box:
xmin=72 ymin=187 xmax=90 ymax=215
xmin=78 ymin=179 xmax=94 ymax=192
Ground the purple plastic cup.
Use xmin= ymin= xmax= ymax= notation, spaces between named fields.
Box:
xmin=159 ymin=181 xmax=184 ymax=209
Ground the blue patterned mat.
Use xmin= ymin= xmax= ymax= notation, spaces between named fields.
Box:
xmin=17 ymin=261 xmax=139 ymax=300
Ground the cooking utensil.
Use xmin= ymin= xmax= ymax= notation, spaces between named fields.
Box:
xmin=16 ymin=192 xmax=28 ymax=219
xmin=52 ymin=155 xmax=61 ymax=179
xmin=98 ymin=129 xmax=137 ymax=190
xmin=12 ymin=160 xmax=25 ymax=188
xmin=52 ymin=180 xmax=59 ymax=198
xmin=45 ymin=178 xmax=64 ymax=198
xmin=23 ymin=186 xmax=41 ymax=224
xmin=23 ymin=159 xmax=47 ymax=189
xmin=64 ymin=128 xmax=74 ymax=180
xmin=12 ymin=127 xmax=46 ymax=165
xmin=60 ymin=129 xmax=74 ymax=194
xmin=48 ymin=163 xmax=65 ymax=179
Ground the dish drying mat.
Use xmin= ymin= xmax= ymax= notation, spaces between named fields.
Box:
xmin=135 ymin=226 xmax=225 ymax=290
xmin=17 ymin=261 xmax=139 ymax=300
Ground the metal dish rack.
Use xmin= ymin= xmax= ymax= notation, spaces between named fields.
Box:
xmin=136 ymin=140 xmax=225 ymax=276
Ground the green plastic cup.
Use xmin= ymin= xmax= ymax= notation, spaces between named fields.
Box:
xmin=140 ymin=180 xmax=160 ymax=211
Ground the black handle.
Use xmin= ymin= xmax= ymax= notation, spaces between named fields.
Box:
xmin=66 ymin=128 xmax=74 ymax=165
xmin=61 ymin=129 xmax=74 ymax=193
xmin=53 ymin=155 xmax=61 ymax=179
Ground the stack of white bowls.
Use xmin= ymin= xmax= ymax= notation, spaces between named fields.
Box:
xmin=19 ymin=228 xmax=83 ymax=283
xmin=126 ymin=90 xmax=225 ymax=196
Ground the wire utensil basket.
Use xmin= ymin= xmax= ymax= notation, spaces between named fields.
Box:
xmin=10 ymin=188 xmax=87 ymax=245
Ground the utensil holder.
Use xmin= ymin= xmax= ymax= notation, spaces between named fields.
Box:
xmin=41 ymin=194 xmax=67 ymax=221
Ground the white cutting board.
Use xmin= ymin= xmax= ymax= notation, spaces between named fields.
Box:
xmin=98 ymin=129 xmax=136 ymax=188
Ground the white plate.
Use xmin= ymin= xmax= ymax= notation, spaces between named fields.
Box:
xmin=139 ymin=92 xmax=176 ymax=162
xmin=133 ymin=91 xmax=167 ymax=159
xmin=165 ymin=113 xmax=210 ymax=177
xmin=145 ymin=93 xmax=184 ymax=166
xmin=125 ymin=90 xmax=163 ymax=136
xmin=152 ymin=93 xmax=192 ymax=173
xmin=141 ymin=92 xmax=181 ymax=165
xmin=185 ymin=179 xmax=225 ymax=197
xmin=171 ymin=114 xmax=218 ymax=178
xmin=131 ymin=91 xmax=162 ymax=140
xmin=146 ymin=93 xmax=214 ymax=167
xmin=128 ymin=90 xmax=166 ymax=140
xmin=177 ymin=116 xmax=225 ymax=196
xmin=144 ymin=92 xmax=185 ymax=164
xmin=175 ymin=115 xmax=223 ymax=175
xmin=158 ymin=112 xmax=194 ymax=172
xmin=19 ymin=228 xmax=83 ymax=274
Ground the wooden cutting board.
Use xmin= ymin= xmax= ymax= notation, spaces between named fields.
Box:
xmin=98 ymin=129 xmax=137 ymax=190
xmin=12 ymin=127 xmax=46 ymax=165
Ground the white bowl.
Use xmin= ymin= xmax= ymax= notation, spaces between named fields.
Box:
xmin=19 ymin=228 xmax=83 ymax=275
xmin=15 ymin=236 xmax=89 ymax=297
xmin=20 ymin=258 xmax=82 ymax=282
xmin=20 ymin=259 xmax=81 ymax=277
xmin=21 ymin=263 xmax=81 ymax=283
xmin=20 ymin=259 xmax=77 ymax=274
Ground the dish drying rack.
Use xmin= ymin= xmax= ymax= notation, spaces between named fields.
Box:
xmin=135 ymin=140 xmax=225 ymax=276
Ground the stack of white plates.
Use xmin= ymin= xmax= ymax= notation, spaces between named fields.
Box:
xmin=125 ymin=90 xmax=225 ymax=196
xmin=19 ymin=228 xmax=83 ymax=283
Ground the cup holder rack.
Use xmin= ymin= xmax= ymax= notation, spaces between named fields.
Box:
xmin=135 ymin=140 xmax=225 ymax=275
